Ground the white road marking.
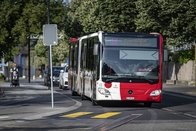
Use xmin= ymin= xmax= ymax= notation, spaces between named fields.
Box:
xmin=162 ymin=108 xmax=196 ymax=119
xmin=183 ymin=113 xmax=196 ymax=118
xmin=0 ymin=115 xmax=10 ymax=119
xmin=162 ymin=108 xmax=173 ymax=112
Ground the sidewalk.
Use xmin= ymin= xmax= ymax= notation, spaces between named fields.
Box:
xmin=163 ymin=83 xmax=196 ymax=97
xmin=0 ymin=78 xmax=81 ymax=120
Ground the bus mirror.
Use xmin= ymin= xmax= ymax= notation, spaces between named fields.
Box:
xmin=93 ymin=44 xmax=98 ymax=55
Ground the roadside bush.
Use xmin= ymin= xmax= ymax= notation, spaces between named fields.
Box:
xmin=0 ymin=73 xmax=5 ymax=81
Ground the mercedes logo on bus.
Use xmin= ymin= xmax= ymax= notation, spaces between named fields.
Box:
xmin=128 ymin=90 xmax=133 ymax=95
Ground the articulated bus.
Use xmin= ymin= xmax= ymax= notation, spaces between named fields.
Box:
xmin=68 ymin=31 xmax=163 ymax=106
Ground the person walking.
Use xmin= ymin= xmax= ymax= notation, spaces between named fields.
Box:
xmin=10 ymin=63 xmax=19 ymax=87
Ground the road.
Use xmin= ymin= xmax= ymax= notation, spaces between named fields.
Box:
xmin=0 ymin=80 xmax=196 ymax=131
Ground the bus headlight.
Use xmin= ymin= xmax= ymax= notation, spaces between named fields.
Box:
xmin=150 ymin=89 xmax=161 ymax=96
xmin=98 ymin=88 xmax=110 ymax=95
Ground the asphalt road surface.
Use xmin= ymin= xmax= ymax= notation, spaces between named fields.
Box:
xmin=0 ymin=80 xmax=196 ymax=131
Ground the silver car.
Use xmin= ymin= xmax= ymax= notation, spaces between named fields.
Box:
xmin=44 ymin=66 xmax=64 ymax=86
xmin=59 ymin=65 xmax=68 ymax=89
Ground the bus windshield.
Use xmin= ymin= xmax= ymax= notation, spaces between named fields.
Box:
xmin=102 ymin=46 xmax=159 ymax=83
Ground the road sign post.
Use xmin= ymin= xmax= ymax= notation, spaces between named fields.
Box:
xmin=43 ymin=24 xmax=58 ymax=108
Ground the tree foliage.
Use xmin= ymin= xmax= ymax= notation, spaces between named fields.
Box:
xmin=0 ymin=0 xmax=22 ymax=60
xmin=65 ymin=0 xmax=84 ymax=37
xmin=53 ymin=32 xmax=69 ymax=65
xmin=0 ymin=0 xmax=69 ymax=66
xmin=0 ymin=0 xmax=196 ymax=64
xmin=70 ymin=0 xmax=137 ymax=33
xmin=163 ymin=0 xmax=196 ymax=63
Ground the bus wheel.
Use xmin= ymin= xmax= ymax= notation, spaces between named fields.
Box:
xmin=144 ymin=102 xmax=152 ymax=107
xmin=59 ymin=85 xmax=62 ymax=89
xmin=81 ymin=94 xmax=85 ymax=100
xmin=59 ymin=84 xmax=62 ymax=89
xmin=91 ymin=99 xmax=97 ymax=106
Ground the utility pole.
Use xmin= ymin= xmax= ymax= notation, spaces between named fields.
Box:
xmin=28 ymin=34 xmax=31 ymax=83
xmin=195 ymin=42 xmax=196 ymax=87
xmin=26 ymin=18 xmax=31 ymax=83
xmin=47 ymin=0 xmax=50 ymax=79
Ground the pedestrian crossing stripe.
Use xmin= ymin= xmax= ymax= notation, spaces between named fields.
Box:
xmin=91 ymin=112 xmax=121 ymax=119
xmin=61 ymin=112 xmax=121 ymax=119
xmin=62 ymin=112 xmax=93 ymax=118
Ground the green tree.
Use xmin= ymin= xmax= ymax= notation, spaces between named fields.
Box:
xmin=135 ymin=0 xmax=196 ymax=63
xmin=0 ymin=0 xmax=23 ymax=61
xmin=53 ymin=32 xmax=69 ymax=65
xmin=34 ymin=32 xmax=69 ymax=67
xmin=12 ymin=1 xmax=46 ymax=46
xmin=34 ymin=39 xmax=47 ymax=68
xmin=0 ymin=0 xmax=69 ymax=66
xmin=135 ymin=0 xmax=162 ymax=32
xmin=161 ymin=0 xmax=196 ymax=63
xmin=32 ymin=1 xmax=69 ymax=66
xmin=65 ymin=0 xmax=84 ymax=37
xmin=68 ymin=0 xmax=137 ymax=34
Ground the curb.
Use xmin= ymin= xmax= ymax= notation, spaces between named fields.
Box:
xmin=165 ymin=80 xmax=195 ymax=86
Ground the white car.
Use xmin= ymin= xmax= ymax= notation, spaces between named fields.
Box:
xmin=59 ymin=65 xmax=68 ymax=89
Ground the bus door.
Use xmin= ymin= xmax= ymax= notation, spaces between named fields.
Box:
xmin=80 ymin=40 xmax=87 ymax=99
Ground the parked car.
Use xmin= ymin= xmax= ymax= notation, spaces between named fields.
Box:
xmin=59 ymin=65 xmax=69 ymax=89
xmin=44 ymin=66 xmax=64 ymax=86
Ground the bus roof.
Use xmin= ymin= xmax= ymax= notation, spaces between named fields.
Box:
xmin=103 ymin=32 xmax=160 ymax=37
xmin=78 ymin=31 xmax=160 ymax=39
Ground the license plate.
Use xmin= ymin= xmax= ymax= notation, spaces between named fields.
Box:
xmin=126 ymin=97 xmax=135 ymax=100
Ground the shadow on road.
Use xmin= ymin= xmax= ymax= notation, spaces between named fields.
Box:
xmin=154 ymin=91 xmax=196 ymax=109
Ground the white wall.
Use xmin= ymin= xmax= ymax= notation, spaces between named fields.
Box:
xmin=165 ymin=60 xmax=195 ymax=81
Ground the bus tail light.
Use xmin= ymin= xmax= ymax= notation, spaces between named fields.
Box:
xmin=150 ymin=89 xmax=162 ymax=96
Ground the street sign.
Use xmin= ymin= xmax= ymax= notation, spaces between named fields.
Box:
xmin=43 ymin=24 xmax=58 ymax=108
xmin=43 ymin=24 xmax=58 ymax=46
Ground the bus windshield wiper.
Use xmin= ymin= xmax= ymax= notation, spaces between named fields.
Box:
xmin=103 ymin=75 xmax=119 ymax=82
xmin=103 ymin=74 xmax=157 ymax=83
xmin=103 ymin=74 xmax=134 ymax=82
xmin=117 ymin=74 xmax=136 ymax=77
xmin=136 ymin=76 xmax=157 ymax=84
xmin=105 ymin=78 xmax=119 ymax=82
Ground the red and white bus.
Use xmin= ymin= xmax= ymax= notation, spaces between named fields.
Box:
xmin=68 ymin=31 xmax=163 ymax=106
